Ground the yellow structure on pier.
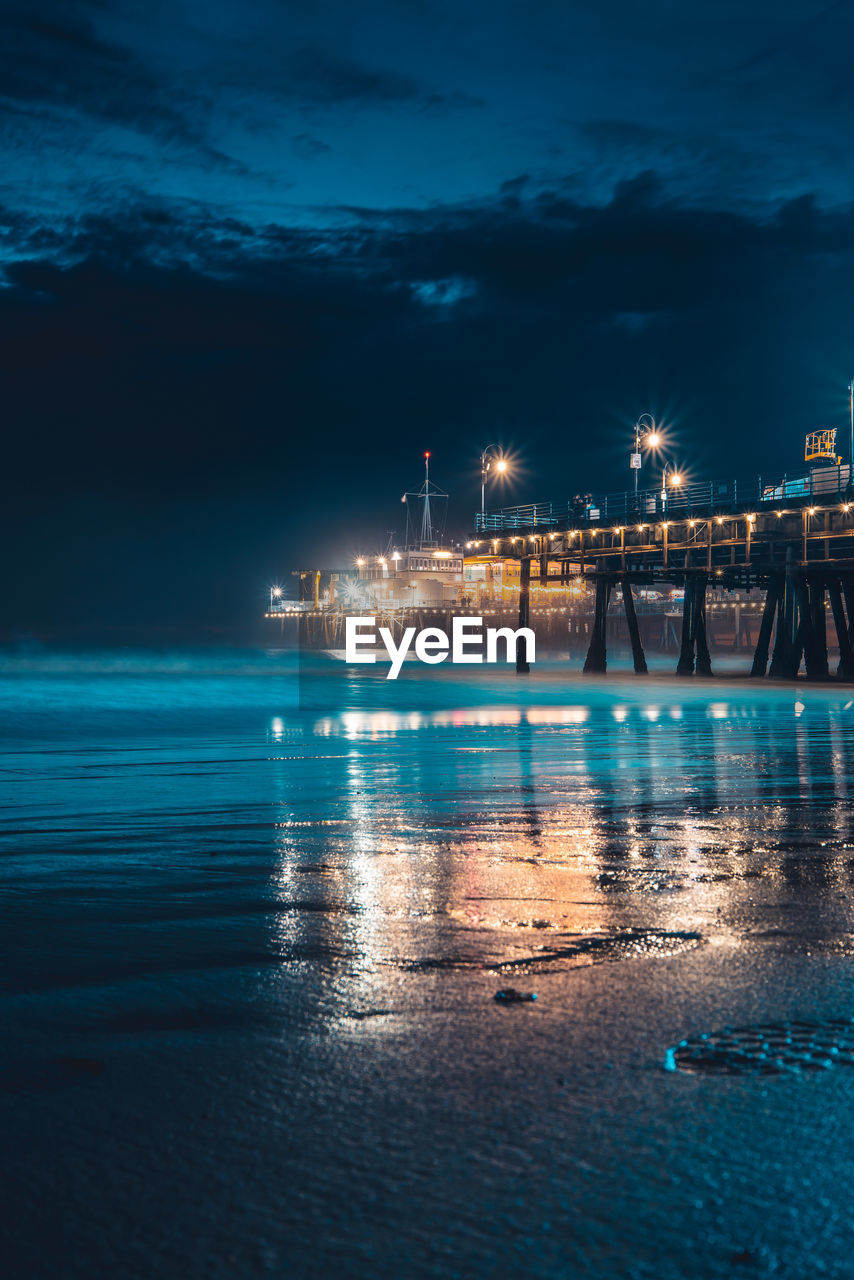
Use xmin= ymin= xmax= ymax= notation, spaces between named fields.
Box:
xmin=805 ymin=428 xmax=839 ymax=463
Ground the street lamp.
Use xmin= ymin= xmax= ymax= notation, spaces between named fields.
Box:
xmin=631 ymin=414 xmax=661 ymax=501
xmin=480 ymin=445 xmax=508 ymax=519
xmin=270 ymin=586 xmax=282 ymax=609
xmin=661 ymin=463 xmax=682 ymax=514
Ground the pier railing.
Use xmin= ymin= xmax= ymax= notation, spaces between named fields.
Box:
xmin=474 ymin=465 xmax=854 ymax=532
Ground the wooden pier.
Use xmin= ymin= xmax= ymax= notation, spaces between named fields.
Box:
xmin=484 ymin=499 xmax=854 ymax=679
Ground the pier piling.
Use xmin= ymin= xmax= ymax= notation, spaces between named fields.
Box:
xmin=621 ymin=576 xmax=648 ymax=673
xmin=694 ymin=576 xmax=713 ymax=676
xmin=751 ymin=577 xmax=782 ymax=677
xmin=583 ymin=574 xmax=611 ymax=673
xmin=769 ymin=547 xmax=800 ymax=679
xmin=674 ymin=575 xmax=712 ymax=676
xmin=676 ymin=578 xmax=696 ymax=675
xmin=517 ymin=556 xmax=531 ymax=673
xmin=807 ymin=575 xmax=830 ymax=680
xmin=829 ymin=577 xmax=854 ymax=680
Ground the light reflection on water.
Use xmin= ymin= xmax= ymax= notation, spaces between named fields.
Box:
xmin=7 ymin=659 xmax=854 ymax=1277
xmin=260 ymin=681 xmax=854 ymax=1032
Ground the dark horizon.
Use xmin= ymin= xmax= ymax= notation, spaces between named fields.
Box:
xmin=3 ymin=1 xmax=854 ymax=644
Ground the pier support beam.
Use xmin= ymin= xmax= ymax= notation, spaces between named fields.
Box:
xmin=583 ymin=576 xmax=612 ymax=673
xmin=769 ymin=546 xmax=800 ymax=679
xmin=676 ymin=578 xmax=696 ymax=675
xmin=843 ymin=576 xmax=854 ymax=658
xmin=791 ymin=574 xmax=810 ymax=677
xmin=751 ymin=578 xmax=782 ymax=677
xmin=828 ymin=577 xmax=854 ymax=680
xmin=675 ymin=575 xmax=713 ymax=677
xmin=806 ymin=574 xmax=829 ymax=681
xmin=694 ymin=576 xmax=713 ymax=676
xmin=621 ymin=576 xmax=647 ymax=674
xmin=517 ymin=556 xmax=531 ymax=674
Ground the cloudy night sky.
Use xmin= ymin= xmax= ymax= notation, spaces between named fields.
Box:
xmin=2 ymin=0 xmax=854 ymax=641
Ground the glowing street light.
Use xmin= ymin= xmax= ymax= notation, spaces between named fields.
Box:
xmin=480 ymin=444 xmax=509 ymax=518
xmin=269 ymin=586 xmax=282 ymax=609
xmin=661 ymin=463 xmax=682 ymax=514
xmin=631 ymin=414 xmax=661 ymax=502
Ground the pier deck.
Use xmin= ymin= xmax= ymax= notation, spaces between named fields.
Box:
xmin=474 ymin=496 xmax=854 ymax=680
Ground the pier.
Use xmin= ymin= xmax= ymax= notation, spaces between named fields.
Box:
xmin=473 ymin=472 xmax=854 ymax=679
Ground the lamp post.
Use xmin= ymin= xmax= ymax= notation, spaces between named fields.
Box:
xmin=631 ymin=414 xmax=661 ymax=502
xmin=270 ymin=586 xmax=282 ymax=610
xmin=480 ymin=445 xmax=508 ymax=520
xmin=661 ymin=463 xmax=682 ymax=514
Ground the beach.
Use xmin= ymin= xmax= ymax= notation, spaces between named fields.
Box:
xmin=3 ymin=652 xmax=854 ymax=1277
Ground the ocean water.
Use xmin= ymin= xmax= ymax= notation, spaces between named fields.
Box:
xmin=4 ymin=651 xmax=854 ymax=1278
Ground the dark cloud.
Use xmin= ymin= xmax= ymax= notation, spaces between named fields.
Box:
xmin=419 ymin=90 xmax=486 ymax=112
xmin=279 ymin=48 xmax=484 ymax=112
xmin=287 ymin=48 xmax=424 ymax=104
xmin=2 ymin=176 xmax=854 ymax=639
xmin=0 ymin=1 xmax=189 ymax=140
xmin=1 ymin=0 xmax=851 ymax=641
xmin=292 ymin=132 xmax=332 ymax=159
xmin=1 ymin=0 xmax=851 ymax=230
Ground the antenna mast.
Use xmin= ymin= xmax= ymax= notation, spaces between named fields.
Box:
xmin=421 ymin=452 xmax=432 ymax=544
xmin=401 ymin=451 xmax=448 ymax=549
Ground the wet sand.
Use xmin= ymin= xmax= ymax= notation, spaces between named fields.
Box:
xmin=3 ymin=653 xmax=854 ymax=1277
